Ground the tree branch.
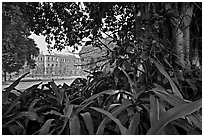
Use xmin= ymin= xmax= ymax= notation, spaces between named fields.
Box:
xmin=97 ymin=37 xmax=114 ymax=52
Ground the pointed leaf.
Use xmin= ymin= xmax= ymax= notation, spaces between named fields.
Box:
xmin=75 ymin=100 xmax=94 ymax=114
xmin=118 ymin=67 xmax=138 ymax=99
xmin=150 ymin=58 xmax=182 ymax=98
xmin=49 ymin=81 xmax=62 ymax=103
xmin=150 ymin=85 xmax=201 ymax=129
xmin=91 ymin=107 xmax=128 ymax=135
xmin=150 ymin=94 xmax=159 ymax=127
xmin=150 ymin=85 xmax=190 ymax=106
xmin=64 ymin=104 xmax=74 ymax=118
xmin=24 ymin=82 xmax=42 ymax=93
xmin=80 ymin=90 xmax=119 ymax=105
xmin=107 ymin=104 xmax=120 ymax=112
xmin=147 ymin=99 xmax=202 ymax=134
xmin=3 ymin=72 xmax=29 ymax=103
xmin=17 ymin=111 xmax=42 ymax=122
xmin=42 ymin=110 xmax=62 ymax=117
xmin=69 ymin=115 xmax=81 ymax=135
xmin=186 ymin=112 xmax=202 ymax=130
xmin=118 ymin=67 xmax=135 ymax=86
xmin=38 ymin=119 xmax=54 ymax=135
xmin=115 ymin=111 xmax=128 ymax=133
xmin=3 ymin=94 xmax=22 ymax=117
xmin=96 ymin=100 xmax=132 ymax=134
xmin=61 ymin=107 xmax=80 ymax=133
xmin=58 ymin=118 xmax=68 ymax=135
xmin=80 ymin=112 xmax=94 ymax=135
xmin=127 ymin=112 xmax=140 ymax=135
xmin=29 ymin=99 xmax=41 ymax=111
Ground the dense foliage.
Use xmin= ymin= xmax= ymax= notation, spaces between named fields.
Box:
xmin=2 ymin=3 xmax=40 ymax=81
xmin=14 ymin=2 xmax=201 ymax=67
xmin=2 ymin=66 xmax=202 ymax=135
xmin=2 ymin=2 xmax=202 ymax=135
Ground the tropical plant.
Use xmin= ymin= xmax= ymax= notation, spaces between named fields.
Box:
xmin=2 ymin=67 xmax=202 ymax=135
xmin=2 ymin=2 xmax=202 ymax=135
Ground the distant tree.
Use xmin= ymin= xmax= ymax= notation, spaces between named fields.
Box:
xmin=2 ymin=3 xmax=39 ymax=81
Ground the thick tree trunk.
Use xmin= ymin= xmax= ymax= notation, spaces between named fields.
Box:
xmin=169 ymin=3 xmax=194 ymax=69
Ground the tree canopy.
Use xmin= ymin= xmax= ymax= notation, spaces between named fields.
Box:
xmin=13 ymin=2 xmax=201 ymax=69
xmin=2 ymin=3 xmax=39 ymax=78
xmin=2 ymin=2 xmax=202 ymax=135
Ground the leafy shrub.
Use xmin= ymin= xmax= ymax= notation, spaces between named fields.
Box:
xmin=2 ymin=64 xmax=202 ymax=135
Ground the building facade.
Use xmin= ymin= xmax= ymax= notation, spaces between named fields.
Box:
xmin=30 ymin=53 xmax=82 ymax=77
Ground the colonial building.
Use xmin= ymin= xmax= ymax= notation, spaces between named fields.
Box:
xmin=30 ymin=53 xmax=82 ymax=77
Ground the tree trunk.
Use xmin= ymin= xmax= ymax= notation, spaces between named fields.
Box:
xmin=175 ymin=27 xmax=185 ymax=68
xmin=182 ymin=3 xmax=194 ymax=69
xmin=9 ymin=74 xmax=12 ymax=80
xmin=3 ymin=71 xmax=7 ymax=81
xmin=169 ymin=3 xmax=194 ymax=69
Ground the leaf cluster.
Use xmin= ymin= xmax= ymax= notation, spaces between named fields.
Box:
xmin=2 ymin=2 xmax=202 ymax=135
xmin=2 ymin=66 xmax=202 ymax=135
xmin=2 ymin=3 xmax=40 ymax=73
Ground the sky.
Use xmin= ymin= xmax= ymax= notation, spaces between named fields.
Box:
xmin=29 ymin=34 xmax=82 ymax=58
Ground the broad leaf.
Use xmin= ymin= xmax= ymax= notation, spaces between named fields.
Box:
xmin=107 ymin=103 xmax=120 ymax=112
xmin=69 ymin=115 xmax=81 ymax=135
xmin=150 ymin=85 xmax=190 ymax=106
xmin=186 ymin=112 xmax=202 ymax=130
xmin=91 ymin=107 xmax=128 ymax=135
xmin=96 ymin=100 xmax=132 ymax=134
xmin=115 ymin=111 xmax=128 ymax=133
xmin=147 ymin=99 xmax=202 ymax=134
xmin=150 ymin=94 xmax=159 ymax=127
xmin=17 ymin=111 xmax=42 ymax=122
xmin=38 ymin=119 xmax=54 ymax=135
xmin=150 ymin=58 xmax=183 ymax=98
xmin=3 ymin=95 xmax=22 ymax=117
xmin=24 ymin=82 xmax=42 ymax=93
xmin=2 ymin=72 xmax=29 ymax=103
xmin=118 ymin=67 xmax=138 ymax=100
xmin=64 ymin=104 xmax=74 ymax=118
xmin=80 ymin=112 xmax=94 ymax=135
xmin=29 ymin=99 xmax=41 ymax=111
xmin=80 ymin=90 xmax=119 ymax=106
xmin=127 ymin=112 xmax=140 ymax=135
xmin=150 ymin=86 xmax=201 ymax=130
xmin=49 ymin=81 xmax=63 ymax=104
